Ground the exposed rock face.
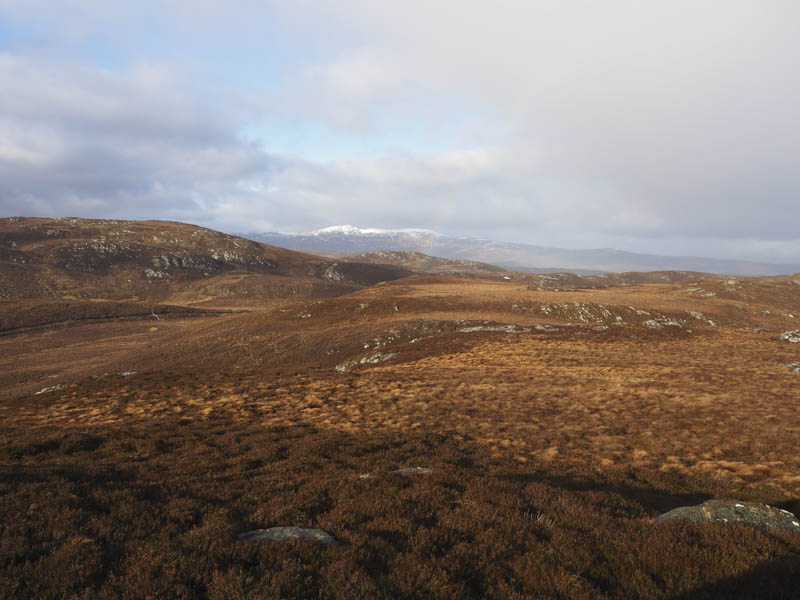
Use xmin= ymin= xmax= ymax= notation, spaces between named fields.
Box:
xmin=321 ymin=263 xmax=346 ymax=282
xmin=780 ymin=330 xmax=800 ymax=343
xmin=236 ymin=527 xmax=337 ymax=545
xmin=655 ymin=499 xmax=800 ymax=533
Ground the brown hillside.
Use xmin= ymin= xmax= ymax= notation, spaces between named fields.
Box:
xmin=342 ymin=250 xmax=506 ymax=275
xmin=0 ymin=217 xmax=412 ymax=307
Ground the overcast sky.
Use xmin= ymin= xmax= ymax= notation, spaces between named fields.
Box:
xmin=1 ymin=1 xmax=799 ymax=262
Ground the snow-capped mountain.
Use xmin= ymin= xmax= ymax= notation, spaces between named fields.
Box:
xmin=304 ymin=225 xmax=437 ymax=237
xmin=237 ymin=226 xmax=800 ymax=276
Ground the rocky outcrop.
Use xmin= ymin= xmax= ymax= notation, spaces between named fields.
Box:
xmin=655 ymin=499 xmax=800 ymax=533
xmin=335 ymin=351 xmax=397 ymax=372
xmin=780 ymin=330 xmax=800 ymax=343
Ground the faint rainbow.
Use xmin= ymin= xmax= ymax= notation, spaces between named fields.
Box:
xmin=414 ymin=195 xmax=458 ymax=255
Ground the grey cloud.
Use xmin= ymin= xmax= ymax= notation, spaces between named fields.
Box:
xmin=0 ymin=55 xmax=278 ymax=223
xmin=1 ymin=2 xmax=799 ymax=264
xmin=308 ymin=2 xmax=800 ymax=233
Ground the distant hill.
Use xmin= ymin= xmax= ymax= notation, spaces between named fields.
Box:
xmin=240 ymin=225 xmax=800 ymax=276
xmin=0 ymin=217 xmax=412 ymax=306
xmin=341 ymin=250 xmax=506 ymax=275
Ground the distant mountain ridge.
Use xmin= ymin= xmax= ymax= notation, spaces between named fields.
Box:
xmin=238 ymin=226 xmax=800 ymax=276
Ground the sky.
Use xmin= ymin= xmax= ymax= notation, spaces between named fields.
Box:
xmin=0 ymin=1 xmax=799 ymax=263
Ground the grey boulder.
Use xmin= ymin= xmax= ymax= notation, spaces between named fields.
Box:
xmin=237 ymin=526 xmax=338 ymax=545
xmin=655 ymin=499 xmax=800 ymax=533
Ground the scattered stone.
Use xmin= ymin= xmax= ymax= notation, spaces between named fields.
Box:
xmin=35 ymin=383 xmax=67 ymax=395
xmin=655 ymin=499 xmax=800 ymax=534
xmin=360 ymin=351 xmax=395 ymax=364
xmin=335 ymin=351 xmax=396 ymax=372
xmin=237 ymin=526 xmax=338 ymax=545
xmin=644 ymin=318 xmax=683 ymax=329
xmin=786 ymin=363 xmax=800 ymax=374
xmin=780 ymin=330 xmax=800 ymax=343
xmin=534 ymin=324 xmax=559 ymax=332
xmin=117 ymin=371 xmax=137 ymax=377
xmin=334 ymin=362 xmax=351 ymax=373
xmin=392 ymin=467 xmax=433 ymax=475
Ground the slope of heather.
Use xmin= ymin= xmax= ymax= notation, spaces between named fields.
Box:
xmin=342 ymin=250 xmax=506 ymax=276
xmin=0 ymin=217 xmax=412 ymax=307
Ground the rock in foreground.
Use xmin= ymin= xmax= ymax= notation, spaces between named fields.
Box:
xmin=237 ymin=526 xmax=337 ymax=545
xmin=655 ymin=499 xmax=800 ymax=533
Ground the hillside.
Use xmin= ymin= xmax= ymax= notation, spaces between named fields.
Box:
xmin=342 ymin=250 xmax=506 ymax=276
xmin=0 ymin=217 xmax=412 ymax=308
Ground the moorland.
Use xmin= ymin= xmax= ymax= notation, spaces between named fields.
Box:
xmin=2 ymin=217 xmax=800 ymax=599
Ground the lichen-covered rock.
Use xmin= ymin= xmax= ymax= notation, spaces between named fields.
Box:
xmin=458 ymin=324 xmax=530 ymax=333
xmin=392 ymin=467 xmax=433 ymax=475
xmin=237 ymin=526 xmax=337 ymax=545
xmin=335 ymin=351 xmax=396 ymax=372
xmin=644 ymin=318 xmax=683 ymax=329
xmin=780 ymin=330 xmax=800 ymax=343
xmin=34 ymin=383 xmax=67 ymax=395
xmin=655 ymin=499 xmax=800 ymax=533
